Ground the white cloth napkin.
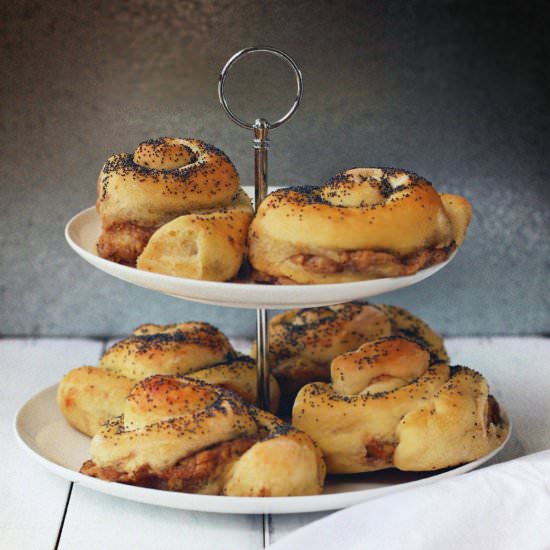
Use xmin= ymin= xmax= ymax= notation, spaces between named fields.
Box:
xmin=271 ymin=450 xmax=550 ymax=550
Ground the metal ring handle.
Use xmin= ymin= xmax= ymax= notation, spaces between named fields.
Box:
xmin=218 ymin=46 xmax=303 ymax=130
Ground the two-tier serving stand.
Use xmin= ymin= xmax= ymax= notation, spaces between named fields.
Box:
xmin=60 ymin=47 xmax=477 ymax=513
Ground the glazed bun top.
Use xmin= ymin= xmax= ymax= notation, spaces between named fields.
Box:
xmin=97 ymin=137 xmax=240 ymax=226
xmin=266 ymin=301 xmax=448 ymax=368
xmin=100 ymin=322 xmax=234 ymax=381
xmin=330 ymin=337 xmax=432 ymax=396
xmin=252 ymin=168 xmax=471 ymax=255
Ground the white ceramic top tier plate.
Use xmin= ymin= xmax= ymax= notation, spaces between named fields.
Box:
xmin=14 ymin=385 xmax=510 ymax=515
xmin=65 ymin=186 xmax=457 ymax=309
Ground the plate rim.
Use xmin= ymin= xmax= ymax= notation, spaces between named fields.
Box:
xmin=64 ymin=192 xmax=458 ymax=309
xmin=13 ymin=384 xmax=511 ymax=515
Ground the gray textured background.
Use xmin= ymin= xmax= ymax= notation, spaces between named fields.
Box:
xmin=1 ymin=0 xmax=548 ymax=338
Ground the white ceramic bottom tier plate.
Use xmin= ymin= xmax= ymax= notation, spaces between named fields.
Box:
xmin=65 ymin=187 xmax=457 ymax=309
xmin=15 ymin=385 xmax=510 ymax=515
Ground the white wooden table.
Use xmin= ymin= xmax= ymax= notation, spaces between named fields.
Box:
xmin=2 ymin=337 xmax=549 ymax=550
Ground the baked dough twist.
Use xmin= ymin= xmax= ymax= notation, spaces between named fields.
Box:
xmin=249 ymin=168 xmax=472 ymax=283
xmin=57 ymin=322 xmax=279 ymax=436
xmin=97 ymin=137 xmax=252 ymax=280
xmin=136 ymin=189 xmax=252 ymax=281
xmin=81 ymin=376 xmax=325 ymax=496
xmin=252 ymin=302 xmax=447 ymax=413
xmin=293 ymin=337 xmax=507 ymax=473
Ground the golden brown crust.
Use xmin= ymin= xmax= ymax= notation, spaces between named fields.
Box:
xmin=252 ymin=302 xmax=448 ymax=413
xmin=100 ymin=322 xmax=234 ymax=380
xmin=97 ymin=138 xmax=240 ymax=227
xmin=248 ymin=168 xmax=472 ymax=283
xmin=57 ymin=323 xmax=279 ymax=437
xmin=136 ymin=189 xmax=253 ymax=281
xmin=96 ymin=137 xmax=253 ymax=279
xmin=440 ymin=194 xmax=473 ymax=246
xmin=56 ymin=366 xmax=135 ymax=436
xmin=330 ymin=338 xmax=430 ymax=395
xmin=292 ymin=337 xmax=508 ymax=474
xmin=82 ymin=376 xmax=326 ymax=496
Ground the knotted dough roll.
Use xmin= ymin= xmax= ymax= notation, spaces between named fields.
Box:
xmin=252 ymin=301 xmax=447 ymax=413
xmin=136 ymin=189 xmax=253 ymax=281
xmin=57 ymin=322 xmax=279 ymax=437
xmin=293 ymin=337 xmax=508 ymax=473
xmin=96 ymin=137 xmax=253 ymax=281
xmin=249 ymin=168 xmax=472 ymax=283
xmin=81 ymin=376 xmax=325 ymax=497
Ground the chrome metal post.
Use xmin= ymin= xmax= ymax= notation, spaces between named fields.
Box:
xmin=253 ymin=118 xmax=270 ymax=409
xmin=218 ymin=46 xmax=303 ymax=409
xmin=256 ymin=308 xmax=270 ymax=410
xmin=253 ymin=118 xmax=269 ymax=209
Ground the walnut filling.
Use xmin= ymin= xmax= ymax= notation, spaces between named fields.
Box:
xmin=97 ymin=222 xmax=160 ymax=265
xmin=365 ymin=438 xmax=396 ymax=466
xmin=253 ymin=245 xmax=455 ymax=284
xmin=80 ymin=436 xmax=258 ymax=493
xmin=290 ymin=244 xmax=456 ymax=278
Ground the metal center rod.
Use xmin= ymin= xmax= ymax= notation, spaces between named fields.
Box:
xmin=253 ymin=118 xmax=269 ymax=207
xmin=256 ymin=308 xmax=270 ymax=410
xmin=218 ymin=46 xmax=303 ymax=410
xmin=254 ymin=118 xmax=270 ymax=409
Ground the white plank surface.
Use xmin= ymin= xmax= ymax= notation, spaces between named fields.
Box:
xmin=4 ymin=337 xmax=550 ymax=550
xmin=58 ymin=486 xmax=263 ymax=550
xmin=1 ymin=338 xmax=103 ymax=550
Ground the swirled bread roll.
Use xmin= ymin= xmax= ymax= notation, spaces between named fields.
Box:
xmin=96 ymin=137 xmax=252 ymax=281
xmin=57 ymin=322 xmax=279 ymax=436
xmin=81 ymin=376 xmax=325 ymax=497
xmin=252 ymin=302 xmax=447 ymax=413
xmin=249 ymin=168 xmax=472 ymax=283
xmin=293 ymin=337 xmax=508 ymax=473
